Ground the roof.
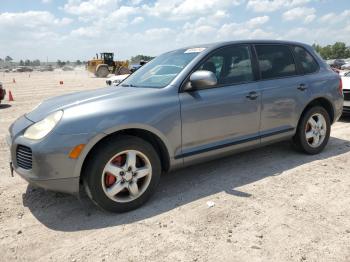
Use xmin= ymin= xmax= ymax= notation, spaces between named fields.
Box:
xmin=178 ymin=39 xmax=310 ymax=51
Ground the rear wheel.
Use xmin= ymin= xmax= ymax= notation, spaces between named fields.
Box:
xmin=95 ymin=66 xmax=109 ymax=78
xmin=293 ymin=106 xmax=331 ymax=154
xmin=83 ymin=135 xmax=161 ymax=212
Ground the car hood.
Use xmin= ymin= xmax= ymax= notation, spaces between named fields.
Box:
xmin=25 ymin=86 xmax=150 ymax=122
xmin=108 ymin=74 xmax=130 ymax=81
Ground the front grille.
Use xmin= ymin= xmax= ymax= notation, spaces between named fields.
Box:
xmin=16 ymin=145 xmax=32 ymax=170
xmin=343 ymin=90 xmax=350 ymax=101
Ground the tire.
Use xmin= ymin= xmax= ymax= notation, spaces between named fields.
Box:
xmin=83 ymin=135 xmax=161 ymax=212
xmin=293 ymin=106 xmax=331 ymax=154
xmin=95 ymin=66 xmax=109 ymax=78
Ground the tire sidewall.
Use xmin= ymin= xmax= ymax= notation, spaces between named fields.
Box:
xmin=96 ymin=66 xmax=109 ymax=77
xmin=85 ymin=136 xmax=161 ymax=213
xmin=297 ymin=106 xmax=331 ymax=154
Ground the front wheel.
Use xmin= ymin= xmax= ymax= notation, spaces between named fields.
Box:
xmin=84 ymin=135 xmax=161 ymax=212
xmin=293 ymin=106 xmax=331 ymax=154
xmin=95 ymin=66 xmax=109 ymax=78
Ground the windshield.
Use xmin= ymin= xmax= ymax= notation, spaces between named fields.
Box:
xmin=121 ymin=49 xmax=202 ymax=88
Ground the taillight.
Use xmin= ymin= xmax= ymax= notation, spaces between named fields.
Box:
xmin=339 ymin=78 xmax=343 ymax=96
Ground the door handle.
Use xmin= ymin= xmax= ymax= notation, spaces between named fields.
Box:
xmin=246 ymin=91 xmax=258 ymax=100
xmin=297 ymin=84 xmax=307 ymax=91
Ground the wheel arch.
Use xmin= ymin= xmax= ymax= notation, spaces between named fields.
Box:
xmin=78 ymin=127 xmax=171 ymax=184
xmin=299 ymin=97 xmax=335 ymax=124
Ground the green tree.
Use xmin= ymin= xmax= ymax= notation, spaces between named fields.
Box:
xmin=5 ymin=56 xmax=13 ymax=62
xmin=332 ymin=42 xmax=348 ymax=59
xmin=130 ymin=55 xmax=154 ymax=64
xmin=19 ymin=60 xmax=24 ymax=66
xmin=32 ymin=59 xmax=40 ymax=66
xmin=56 ymin=60 xmax=66 ymax=67
xmin=313 ymin=42 xmax=350 ymax=60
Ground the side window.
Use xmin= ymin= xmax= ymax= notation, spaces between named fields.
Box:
xmin=198 ymin=45 xmax=254 ymax=86
xmin=199 ymin=55 xmax=224 ymax=78
xmin=293 ymin=46 xmax=319 ymax=74
xmin=255 ymin=45 xmax=297 ymax=80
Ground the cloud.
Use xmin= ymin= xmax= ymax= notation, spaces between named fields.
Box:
xmin=96 ymin=6 xmax=139 ymax=28
xmin=217 ymin=16 xmax=275 ymax=40
xmin=282 ymin=7 xmax=316 ymax=24
xmin=142 ymin=0 xmax=242 ymax=20
xmin=176 ymin=15 xmax=273 ymax=46
xmin=71 ymin=26 xmax=98 ymax=38
xmin=0 ymin=11 xmax=72 ymax=28
xmin=131 ymin=16 xmax=144 ymax=24
xmin=247 ymin=0 xmax=311 ymax=13
xmin=63 ymin=0 xmax=119 ymax=19
xmin=320 ymin=10 xmax=350 ymax=24
xmin=246 ymin=16 xmax=270 ymax=28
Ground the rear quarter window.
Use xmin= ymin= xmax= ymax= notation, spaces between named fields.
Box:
xmin=293 ymin=46 xmax=319 ymax=74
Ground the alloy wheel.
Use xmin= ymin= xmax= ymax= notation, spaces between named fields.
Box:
xmin=101 ymin=150 xmax=152 ymax=203
xmin=305 ymin=113 xmax=327 ymax=148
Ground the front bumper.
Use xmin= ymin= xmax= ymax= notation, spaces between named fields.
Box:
xmin=7 ymin=115 xmax=92 ymax=195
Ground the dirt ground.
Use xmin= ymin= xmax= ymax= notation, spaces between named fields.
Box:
xmin=0 ymin=71 xmax=349 ymax=262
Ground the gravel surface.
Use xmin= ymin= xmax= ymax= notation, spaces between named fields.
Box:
xmin=0 ymin=71 xmax=349 ymax=262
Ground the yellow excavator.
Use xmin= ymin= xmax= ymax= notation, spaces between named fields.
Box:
xmin=87 ymin=52 xmax=130 ymax=78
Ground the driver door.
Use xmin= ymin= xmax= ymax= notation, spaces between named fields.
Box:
xmin=179 ymin=45 xmax=261 ymax=163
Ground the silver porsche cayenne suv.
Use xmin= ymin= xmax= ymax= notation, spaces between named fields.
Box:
xmin=8 ymin=40 xmax=343 ymax=212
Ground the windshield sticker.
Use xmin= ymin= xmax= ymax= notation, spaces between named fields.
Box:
xmin=184 ymin=48 xmax=206 ymax=53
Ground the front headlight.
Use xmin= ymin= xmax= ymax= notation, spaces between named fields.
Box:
xmin=24 ymin=111 xmax=63 ymax=140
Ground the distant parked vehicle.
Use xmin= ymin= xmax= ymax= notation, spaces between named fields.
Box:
xmin=62 ymin=66 xmax=74 ymax=71
xmin=13 ymin=66 xmax=33 ymax=72
xmin=130 ymin=61 xmax=148 ymax=73
xmin=333 ymin=59 xmax=346 ymax=69
xmin=39 ymin=65 xmax=54 ymax=72
xmin=342 ymin=72 xmax=350 ymax=114
xmin=0 ymin=82 xmax=6 ymax=104
xmin=106 ymin=74 xmax=129 ymax=86
xmin=339 ymin=70 xmax=350 ymax=76
xmin=341 ymin=62 xmax=350 ymax=70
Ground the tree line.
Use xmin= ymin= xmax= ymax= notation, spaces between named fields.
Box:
xmin=3 ymin=42 xmax=349 ymax=66
xmin=56 ymin=60 xmax=84 ymax=67
xmin=130 ymin=55 xmax=155 ymax=64
xmin=312 ymin=42 xmax=350 ymax=60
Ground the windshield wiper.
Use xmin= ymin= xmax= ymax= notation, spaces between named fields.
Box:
xmin=120 ymin=84 xmax=138 ymax=87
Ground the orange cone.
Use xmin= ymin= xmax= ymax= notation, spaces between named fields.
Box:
xmin=8 ymin=91 xmax=14 ymax=101
xmin=12 ymin=78 xmax=16 ymax=83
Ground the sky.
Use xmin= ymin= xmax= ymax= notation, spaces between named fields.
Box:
xmin=0 ymin=0 xmax=349 ymax=61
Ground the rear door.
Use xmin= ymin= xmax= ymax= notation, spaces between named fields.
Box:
xmin=254 ymin=44 xmax=311 ymax=142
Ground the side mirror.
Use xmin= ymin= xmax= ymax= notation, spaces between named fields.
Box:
xmin=185 ymin=70 xmax=217 ymax=91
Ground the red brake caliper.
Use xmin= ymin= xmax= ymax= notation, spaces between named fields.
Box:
xmin=105 ymin=155 xmax=124 ymax=188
